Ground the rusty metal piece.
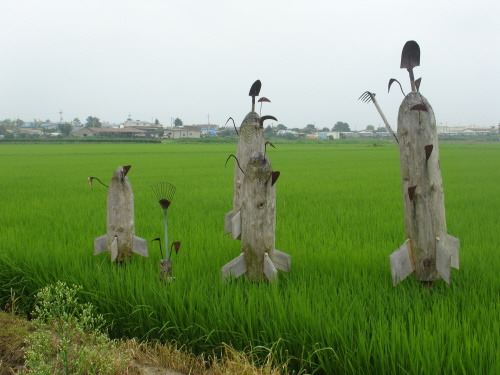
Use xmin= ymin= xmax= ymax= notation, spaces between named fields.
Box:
xmin=415 ymin=78 xmax=422 ymax=91
xmin=123 ymin=165 xmax=131 ymax=177
xmin=425 ymin=145 xmax=433 ymax=161
xmin=271 ymin=171 xmax=280 ymax=186
xmin=388 ymin=78 xmax=406 ymax=97
xmin=408 ymin=185 xmax=417 ymax=201
xmin=260 ymin=115 xmax=278 ymax=129
xmin=358 ymin=91 xmax=399 ymax=144
xmin=410 ymin=104 xmax=427 ymax=112
xmin=401 ymin=41 xmax=420 ymax=92
xmin=171 ymin=241 xmax=181 ymax=254
xmin=249 ymin=80 xmax=262 ymax=112
xmin=225 ymin=154 xmax=245 ymax=174
xmin=258 ymin=97 xmax=271 ymax=115
xmin=266 ymin=170 xmax=280 ymax=186
xmin=225 ymin=117 xmax=238 ymax=135
xmin=88 ymin=176 xmax=108 ymax=189
xmin=151 ymin=182 xmax=176 ymax=211
xmin=264 ymin=141 xmax=275 ymax=154
xmin=159 ymin=199 xmax=171 ymax=210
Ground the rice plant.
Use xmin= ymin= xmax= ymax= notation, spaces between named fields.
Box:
xmin=0 ymin=142 xmax=498 ymax=374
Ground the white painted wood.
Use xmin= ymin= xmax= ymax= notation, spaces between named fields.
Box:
xmin=446 ymin=234 xmax=460 ymax=269
xmin=436 ymin=237 xmax=451 ymax=284
xmin=221 ymin=253 xmax=247 ymax=279
xmin=263 ymin=253 xmax=278 ymax=282
xmin=390 ymin=240 xmax=414 ymax=286
xmin=270 ymin=249 xmax=291 ymax=272
xmin=231 ymin=211 xmax=241 ymax=240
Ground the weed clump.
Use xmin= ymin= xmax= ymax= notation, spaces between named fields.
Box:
xmin=24 ymin=281 xmax=130 ymax=374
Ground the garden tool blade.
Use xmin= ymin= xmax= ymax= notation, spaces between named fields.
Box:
xmin=249 ymin=80 xmax=261 ymax=112
xmin=400 ymin=41 xmax=420 ymax=92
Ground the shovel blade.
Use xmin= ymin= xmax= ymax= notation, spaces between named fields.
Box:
xmin=400 ymin=41 xmax=420 ymax=70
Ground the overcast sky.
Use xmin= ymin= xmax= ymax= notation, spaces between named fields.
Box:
xmin=2 ymin=0 xmax=498 ymax=130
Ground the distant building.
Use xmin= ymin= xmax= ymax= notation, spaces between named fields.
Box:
xmin=72 ymin=127 xmax=145 ymax=138
xmin=163 ymin=126 xmax=201 ymax=139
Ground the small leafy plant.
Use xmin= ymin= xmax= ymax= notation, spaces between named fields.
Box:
xmin=24 ymin=281 xmax=129 ymax=375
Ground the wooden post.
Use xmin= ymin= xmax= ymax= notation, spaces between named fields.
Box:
xmin=225 ymin=111 xmax=265 ymax=239
xmin=94 ymin=166 xmax=148 ymax=262
xmin=390 ymin=92 xmax=459 ymax=285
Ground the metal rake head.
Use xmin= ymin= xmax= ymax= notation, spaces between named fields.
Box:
xmin=358 ymin=91 xmax=375 ymax=103
xmin=151 ymin=182 xmax=176 ymax=210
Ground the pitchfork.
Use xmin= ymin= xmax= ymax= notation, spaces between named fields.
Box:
xmin=358 ymin=91 xmax=398 ymax=145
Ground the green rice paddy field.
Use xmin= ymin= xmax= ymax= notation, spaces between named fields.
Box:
xmin=0 ymin=141 xmax=498 ymax=374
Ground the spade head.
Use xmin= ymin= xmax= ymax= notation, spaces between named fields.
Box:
xmin=249 ymin=80 xmax=262 ymax=97
xmin=400 ymin=41 xmax=420 ymax=70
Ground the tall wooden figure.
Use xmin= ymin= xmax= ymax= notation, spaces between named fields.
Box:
xmin=390 ymin=41 xmax=460 ymax=287
xmin=222 ymin=80 xmax=291 ymax=281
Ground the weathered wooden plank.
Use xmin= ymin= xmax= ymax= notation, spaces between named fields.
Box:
xmin=231 ymin=210 xmax=241 ymax=240
xmin=133 ymin=236 xmax=148 ymax=257
xmin=224 ymin=210 xmax=234 ymax=235
xmin=94 ymin=235 xmax=107 ymax=255
xmin=270 ymin=249 xmax=291 ymax=272
xmin=263 ymin=253 xmax=278 ymax=282
xmin=436 ymin=237 xmax=451 ymax=284
xmin=390 ymin=239 xmax=414 ymax=286
xmin=447 ymin=234 xmax=460 ymax=269
xmin=110 ymin=236 xmax=118 ymax=262
xmin=221 ymin=253 xmax=247 ymax=279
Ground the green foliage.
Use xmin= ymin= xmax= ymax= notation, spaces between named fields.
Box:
xmin=85 ymin=116 xmax=102 ymax=128
xmin=174 ymin=118 xmax=183 ymax=127
xmin=0 ymin=143 xmax=498 ymax=374
xmin=57 ymin=123 xmax=73 ymax=136
xmin=333 ymin=121 xmax=350 ymax=132
xmin=24 ymin=282 xmax=128 ymax=374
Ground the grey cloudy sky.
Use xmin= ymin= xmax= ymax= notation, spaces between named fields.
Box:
xmin=2 ymin=0 xmax=498 ymax=130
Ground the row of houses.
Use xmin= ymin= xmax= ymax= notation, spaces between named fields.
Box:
xmin=72 ymin=123 xmax=219 ymax=139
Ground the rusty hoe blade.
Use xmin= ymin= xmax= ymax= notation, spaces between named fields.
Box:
xmin=258 ymin=97 xmax=271 ymax=116
xmin=88 ymin=176 xmax=108 ymax=189
xmin=264 ymin=141 xmax=276 ymax=154
xmin=358 ymin=91 xmax=399 ymax=144
xmin=171 ymin=241 xmax=181 ymax=254
xmin=401 ymin=40 xmax=420 ymax=92
xmin=408 ymin=185 xmax=417 ymax=201
xmin=425 ymin=145 xmax=433 ymax=161
xmin=249 ymin=80 xmax=262 ymax=112
xmin=410 ymin=104 xmax=427 ymax=112
xmin=225 ymin=117 xmax=238 ymax=135
xmin=152 ymin=238 xmax=162 ymax=257
xmin=260 ymin=115 xmax=278 ymax=129
xmin=388 ymin=79 xmax=406 ymax=97
xmin=225 ymin=154 xmax=245 ymax=174
xmin=123 ymin=165 xmax=132 ymax=176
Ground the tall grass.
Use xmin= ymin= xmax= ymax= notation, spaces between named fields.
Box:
xmin=0 ymin=142 xmax=498 ymax=374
